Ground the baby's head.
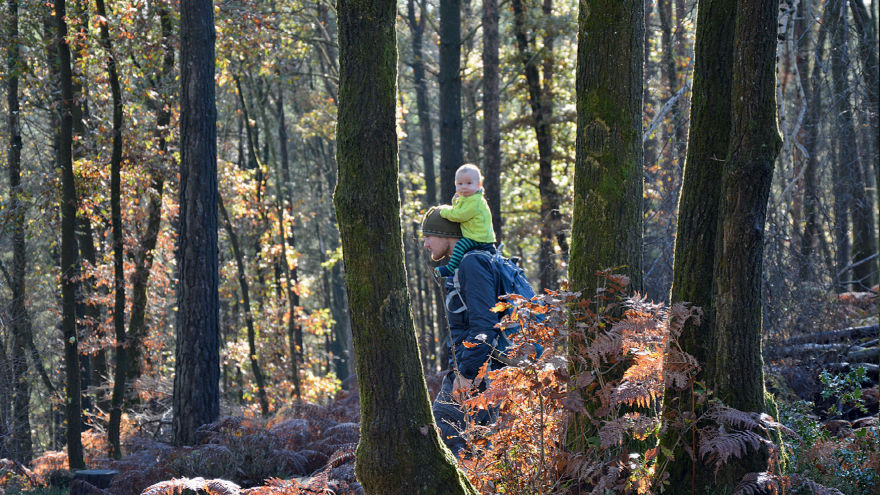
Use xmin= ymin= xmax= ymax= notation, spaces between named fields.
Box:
xmin=455 ymin=164 xmax=482 ymax=197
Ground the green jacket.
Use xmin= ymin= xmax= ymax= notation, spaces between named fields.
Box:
xmin=440 ymin=189 xmax=496 ymax=243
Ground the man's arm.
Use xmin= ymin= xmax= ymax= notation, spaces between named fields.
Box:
xmin=455 ymin=256 xmax=499 ymax=380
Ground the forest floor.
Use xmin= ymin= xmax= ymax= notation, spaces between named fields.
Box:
xmin=1 ymin=301 xmax=877 ymax=495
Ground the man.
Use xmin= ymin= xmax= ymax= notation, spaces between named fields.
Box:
xmin=421 ymin=206 xmax=502 ymax=456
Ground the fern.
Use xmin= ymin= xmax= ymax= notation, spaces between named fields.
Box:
xmin=732 ymin=472 xmax=782 ymax=495
xmin=699 ymin=428 xmax=773 ymax=475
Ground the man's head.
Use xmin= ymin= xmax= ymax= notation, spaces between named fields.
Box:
xmin=421 ymin=206 xmax=461 ymax=261
xmin=455 ymin=163 xmax=482 ymax=198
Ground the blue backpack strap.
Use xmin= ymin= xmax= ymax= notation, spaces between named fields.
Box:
xmin=445 ymin=250 xmax=496 ymax=314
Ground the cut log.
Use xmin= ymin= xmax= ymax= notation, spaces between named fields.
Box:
xmin=783 ymin=324 xmax=878 ymax=346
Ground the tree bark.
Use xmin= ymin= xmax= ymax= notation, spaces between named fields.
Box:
xmin=439 ymin=0 xmax=463 ymax=202
xmin=568 ymin=0 xmax=644 ymax=450
xmin=481 ymin=0 xmax=502 ymax=244
xmin=6 ymin=0 xmax=32 ymax=463
xmin=55 ymin=0 xmax=85 ymax=469
xmin=335 ymin=0 xmax=476 ymax=491
xmin=711 ymin=0 xmax=781 ymax=485
xmin=173 ymin=0 xmax=219 ymax=447
xmin=570 ymin=0 xmax=644 ymax=299
xmin=668 ymin=0 xmax=735 ymax=408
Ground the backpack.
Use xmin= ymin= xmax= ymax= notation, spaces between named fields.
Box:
xmin=447 ymin=249 xmax=544 ymax=365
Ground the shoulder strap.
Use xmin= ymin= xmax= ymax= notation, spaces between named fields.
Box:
xmin=446 ymin=249 xmax=497 ymax=314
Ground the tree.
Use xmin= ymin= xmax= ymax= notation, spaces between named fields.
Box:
xmin=94 ymin=0 xmax=127 ymax=458
xmin=828 ymin=0 xmax=877 ymax=292
xmin=334 ymin=0 xmax=476 ymax=492
xmin=710 ymin=0 xmax=781 ymax=484
xmin=568 ymin=0 xmax=644 ymax=449
xmin=511 ymin=0 xmax=568 ymax=291
xmin=173 ymin=0 xmax=220 ymax=446
xmin=482 ymin=0 xmax=502 ymax=244
xmin=54 ymin=0 xmax=85 ymax=469
xmin=665 ymin=0 xmax=781 ymax=490
xmin=439 ymin=0 xmax=463 ymax=201
xmin=667 ymin=0 xmax=735 ymax=414
xmin=6 ymin=0 xmax=32 ymax=463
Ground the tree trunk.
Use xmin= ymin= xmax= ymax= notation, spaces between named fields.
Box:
xmin=407 ymin=0 xmax=437 ymax=209
xmin=439 ymin=0 xmax=463 ymax=202
xmin=55 ymin=0 xmax=85 ymax=469
xmin=570 ymin=0 xmax=644 ymax=299
xmin=335 ymin=0 xmax=476 ymax=491
xmin=512 ymin=0 xmax=566 ymax=291
xmin=829 ymin=0 xmax=877 ymax=292
xmin=668 ymin=0 xmax=735 ymax=408
xmin=273 ymin=87 xmax=305 ymax=393
xmin=848 ymin=0 xmax=879 ymax=184
xmin=798 ymin=0 xmax=826 ymax=283
xmin=93 ymin=0 xmax=127 ymax=458
xmin=482 ymin=0 xmax=502 ymax=244
xmin=173 ymin=0 xmax=219 ymax=447
xmin=711 ymin=0 xmax=781 ymax=485
xmin=568 ymin=0 xmax=644 ymax=450
xmin=128 ymin=7 xmax=173 ymax=383
xmin=6 ymin=0 xmax=32 ymax=463
xmin=219 ymin=198 xmax=270 ymax=416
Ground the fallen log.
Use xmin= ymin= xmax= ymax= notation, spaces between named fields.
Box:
xmin=847 ymin=347 xmax=879 ymax=364
xmin=768 ymin=342 xmax=864 ymax=360
xmin=783 ymin=324 xmax=878 ymax=346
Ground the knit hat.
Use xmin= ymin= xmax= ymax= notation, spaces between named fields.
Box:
xmin=421 ymin=206 xmax=462 ymax=238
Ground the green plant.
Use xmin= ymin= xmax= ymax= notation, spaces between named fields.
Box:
xmin=819 ymin=366 xmax=870 ymax=420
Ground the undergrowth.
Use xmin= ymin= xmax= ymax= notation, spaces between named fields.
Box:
xmin=451 ymin=270 xmax=873 ymax=494
xmin=9 ymin=272 xmax=876 ymax=495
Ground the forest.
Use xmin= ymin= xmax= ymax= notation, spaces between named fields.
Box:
xmin=0 ymin=0 xmax=878 ymax=493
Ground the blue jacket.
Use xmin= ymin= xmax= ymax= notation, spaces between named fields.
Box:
xmin=444 ymin=245 xmax=501 ymax=379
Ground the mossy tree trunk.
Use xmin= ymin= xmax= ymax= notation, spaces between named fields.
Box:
xmin=568 ymin=0 xmax=644 ymax=450
xmin=710 ymin=0 xmax=781 ymax=485
xmin=335 ymin=1 xmax=476 ymax=492
xmin=662 ymin=1 xmax=736 ymax=490
xmin=664 ymin=0 xmax=780 ymax=491
xmin=173 ymin=0 xmax=219 ymax=447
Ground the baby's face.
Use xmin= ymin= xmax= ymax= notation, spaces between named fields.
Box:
xmin=455 ymin=170 xmax=481 ymax=197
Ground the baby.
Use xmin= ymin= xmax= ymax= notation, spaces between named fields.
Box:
xmin=435 ymin=164 xmax=496 ymax=277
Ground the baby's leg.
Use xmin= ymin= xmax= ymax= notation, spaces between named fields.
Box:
xmin=436 ymin=237 xmax=480 ymax=277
